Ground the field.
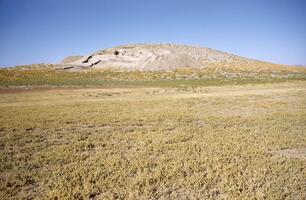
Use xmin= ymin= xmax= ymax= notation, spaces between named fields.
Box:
xmin=0 ymin=79 xmax=305 ymax=199
xmin=1 ymin=67 xmax=305 ymax=87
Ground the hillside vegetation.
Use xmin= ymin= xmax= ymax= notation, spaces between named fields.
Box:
xmin=0 ymin=66 xmax=305 ymax=87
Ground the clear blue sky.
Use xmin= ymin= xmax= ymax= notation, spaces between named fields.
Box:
xmin=0 ymin=0 xmax=305 ymax=66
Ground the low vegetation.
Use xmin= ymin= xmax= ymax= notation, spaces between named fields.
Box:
xmin=0 ymin=67 xmax=305 ymax=88
xmin=0 ymin=81 xmax=305 ymax=199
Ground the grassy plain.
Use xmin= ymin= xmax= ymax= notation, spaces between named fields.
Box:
xmin=0 ymin=80 xmax=305 ymax=199
xmin=0 ymin=67 xmax=305 ymax=87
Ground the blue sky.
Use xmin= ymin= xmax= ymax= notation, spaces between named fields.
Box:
xmin=0 ymin=0 xmax=305 ymax=66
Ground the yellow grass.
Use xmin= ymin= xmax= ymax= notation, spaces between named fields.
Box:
xmin=0 ymin=81 xmax=305 ymax=199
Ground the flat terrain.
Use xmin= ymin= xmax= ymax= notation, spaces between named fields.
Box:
xmin=0 ymin=81 xmax=305 ymax=199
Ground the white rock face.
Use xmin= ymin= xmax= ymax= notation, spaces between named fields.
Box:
xmin=60 ymin=44 xmax=252 ymax=71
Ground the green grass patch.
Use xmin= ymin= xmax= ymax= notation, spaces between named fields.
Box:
xmin=0 ymin=68 xmax=305 ymax=88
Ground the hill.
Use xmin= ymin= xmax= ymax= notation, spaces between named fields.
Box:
xmin=0 ymin=44 xmax=305 ymax=87
xmin=56 ymin=44 xmax=296 ymax=72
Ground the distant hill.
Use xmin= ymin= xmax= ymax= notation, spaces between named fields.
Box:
xmin=3 ymin=44 xmax=305 ymax=73
xmin=1 ymin=43 xmax=305 ymax=87
xmin=54 ymin=44 xmax=301 ymax=72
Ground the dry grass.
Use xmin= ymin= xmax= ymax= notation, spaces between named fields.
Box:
xmin=0 ymin=81 xmax=305 ymax=199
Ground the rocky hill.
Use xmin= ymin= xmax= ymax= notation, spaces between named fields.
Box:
xmin=55 ymin=44 xmax=294 ymax=72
